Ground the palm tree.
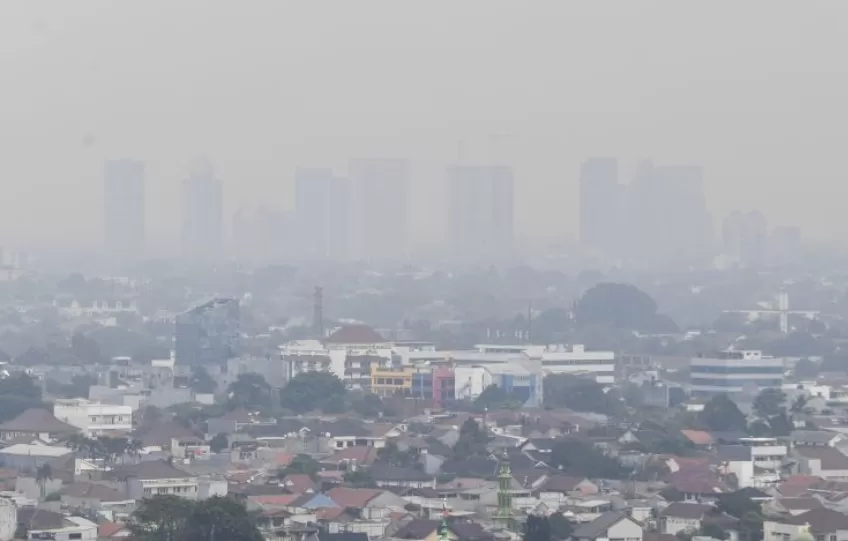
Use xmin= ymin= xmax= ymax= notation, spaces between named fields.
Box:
xmin=35 ymin=463 xmax=52 ymax=500
xmin=127 ymin=438 xmax=144 ymax=463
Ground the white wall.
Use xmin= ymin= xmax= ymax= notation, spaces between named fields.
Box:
xmin=0 ymin=499 xmax=16 ymax=541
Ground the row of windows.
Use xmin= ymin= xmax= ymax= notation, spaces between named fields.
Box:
xmin=373 ymin=378 xmax=407 ymax=386
xmin=691 ymin=377 xmax=782 ymax=387
xmin=691 ymin=365 xmax=783 ymax=374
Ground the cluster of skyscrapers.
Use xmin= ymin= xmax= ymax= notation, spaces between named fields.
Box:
xmin=103 ymin=157 xmax=224 ymax=262
xmin=293 ymin=160 xmax=516 ymax=262
xmin=579 ymin=157 xmax=802 ymax=269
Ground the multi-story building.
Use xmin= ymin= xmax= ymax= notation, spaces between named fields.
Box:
xmin=294 ymin=168 xmax=350 ymax=260
xmin=103 ymin=159 xmax=145 ymax=261
xmin=174 ymin=298 xmax=240 ymax=366
xmin=454 ymin=359 xmax=543 ymax=407
xmin=53 ymin=399 xmax=132 ymax=437
xmin=579 ymin=157 xmax=621 ymax=254
xmin=446 ymin=165 xmax=514 ymax=260
xmin=112 ymin=460 xmax=199 ymax=500
xmin=443 ymin=344 xmax=615 ymax=385
xmin=279 ymin=339 xmax=333 ymax=382
xmin=181 ymin=157 xmax=223 ymax=260
xmin=690 ymin=350 xmax=784 ymax=397
xmin=370 ymin=368 xmax=414 ymax=397
xmin=410 ymin=365 xmax=456 ymax=408
xmin=348 ymin=158 xmax=409 ymax=260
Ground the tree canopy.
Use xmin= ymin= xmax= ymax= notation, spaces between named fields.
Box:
xmin=227 ymin=373 xmax=274 ymax=411
xmin=279 ymin=372 xmax=346 ymax=413
xmin=0 ymin=373 xmax=46 ymax=423
xmin=549 ymin=438 xmax=629 ymax=479
xmin=544 ymin=374 xmax=624 ymax=416
xmin=130 ymin=495 xmax=262 ymax=541
xmin=698 ymin=394 xmax=747 ymax=432
xmin=574 ymin=282 xmax=678 ymax=333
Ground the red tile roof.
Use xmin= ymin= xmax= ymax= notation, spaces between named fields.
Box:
xmin=326 ymin=487 xmax=382 ymax=508
xmin=326 ymin=325 xmax=386 ymax=344
xmin=250 ymin=494 xmax=301 ymax=507
xmin=0 ymin=409 xmax=77 ymax=434
xmin=321 ymin=446 xmax=378 ymax=466
xmin=98 ymin=522 xmax=127 ymax=538
xmin=681 ymin=430 xmax=715 ymax=446
xmin=281 ymin=474 xmax=317 ymax=494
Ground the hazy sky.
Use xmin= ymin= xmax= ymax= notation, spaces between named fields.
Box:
xmin=1 ymin=1 xmax=847 ymax=254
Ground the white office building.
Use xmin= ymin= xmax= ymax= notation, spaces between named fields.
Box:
xmin=690 ymin=350 xmax=784 ymax=397
xmin=445 ymin=344 xmax=615 ymax=385
xmin=53 ymin=399 xmax=133 ymax=437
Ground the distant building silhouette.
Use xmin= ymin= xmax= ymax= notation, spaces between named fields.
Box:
xmin=446 ymin=165 xmax=514 ymax=260
xmin=181 ymin=158 xmax=223 ymax=260
xmin=232 ymin=205 xmax=291 ymax=263
xmin=579 ymin=158 xmax=621 ymax=255
xmin=103 ymin=159 xmax=145 ymax=260
xmin=348 ymin=159 xmax=409 ymax=261
xmin=770 ymin=225 xmax=802 ymax=266
xmin=175 ymin=298 xmax=240 ymax=366
xmin=294 ymin=168 xmax=350 ymax=260
xmin=722 ymin=210 xmax=768 ymax=267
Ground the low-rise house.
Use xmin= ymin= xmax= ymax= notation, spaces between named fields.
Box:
xmin=660 ymin=503 xmax=714 ymax=536
xmin=794 ymin=447 xmax=848 ymax=480
xmin=680 ymin=430 xmax=715 ymax=449
xmin=571 ymin=511 xmax=643 ymax=541
xmin=0 ymin=409 xmax=78 ymax=443
xmin=170 ymin=437 xmax=210 ymax=460
xmin=0 ymin=443 xmax=72 ymax=473
xmin=369 ymin=465 xmax=434 ymax=489
xmin=534 ymin=476 xmax=598 ymax=509
xmin=764 ymin=508 xmax=848 ymax=541
xmin=109 ymin=460 xmax=199 ymax=500
xmin=62 ymin=482 xmax=135 ymax=518
xmin=790 ymin=430 xmax=845 ymax=447
xmin=393 ymin=518 xmax=494 ymax=541
xmin=17 ymin=508 xmax=97 ymax=541
xmin=763 ymin=497 xmax=824 ymax=516
xmin=280 ymin=474 xmax=317 ymax=494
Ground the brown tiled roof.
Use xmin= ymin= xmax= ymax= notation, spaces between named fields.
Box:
xmin=0 ymin=409 xmax=77 ymax=434
xmin=539 ymin=475 xmax=588 ymax=493
xmin=321 ymin=446 xmax=378 ymax=466
xmin=326 ymin=325 xmax=386 ymax=344
xmin=281 ymin=473 xmax=317 ymax=494
xmin=796 ymin=447 xmax=848 ymax=471
xmin=680 ymin=429 xmax=715 ymax=446
xmin=778 ymin=498 xmax=824 ymax=511
xmin=249 ymin=494 xmax=301 ymax=507
xmin=17 ymin=508 xmax=66 ymax=530
xmin=98 ymin=522 xmax=127 ymax=538
xmin=64 ymin=481 xmax=127 ymax=502
xmin=781 ymin=508 xmax=848 ymax=533
xmin=661 ymin=502 xmax=714 ymax=519
xmin=133 ymin=421 xmax=196 ymax=448
xmin=110 ymin=460 xmax=193 ymax=481
xmin=326 ymin=487 xmax=382 ymax=508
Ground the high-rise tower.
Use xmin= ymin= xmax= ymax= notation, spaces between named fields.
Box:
xmin=181 ymin=158 xmax=223 ymax=260
xmin=446 ymin=165 xmax=514 ymax=260
xmin=103 ymin=159 xmax=145 ymax=260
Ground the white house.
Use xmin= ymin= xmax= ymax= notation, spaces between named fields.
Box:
xmin=53 ymin=399 xmax=132 ymax=437
xmin=571 ymin=511 xmax=643 ymax=541
xmin=110 ymin=460 xmax=199 ymax=500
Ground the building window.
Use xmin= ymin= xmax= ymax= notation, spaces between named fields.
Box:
xmin=69 ymin=534 xmax=82 ymax=540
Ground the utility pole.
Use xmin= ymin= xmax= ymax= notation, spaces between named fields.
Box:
xmin=312 ymin=286 xmax=324 ymax=339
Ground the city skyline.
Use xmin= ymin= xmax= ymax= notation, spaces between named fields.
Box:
xmin=3 ymin=2 xmax=846 ymax=254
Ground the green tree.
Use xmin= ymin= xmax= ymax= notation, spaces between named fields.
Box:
xmin=700 ymin=523 xmax=730 ymax=540
xmin=544 ymin=374 xmax=624 ymax=415
xmin=453 ymin=418 xmax=489 ymax=457
xmin=279 ymin=372 xmax=346 ymax=413
xmin=549 ymin=438 xmax=628 ymax=479
xmin=209 ymin=433 xmax=229 ymax=453
xmin=699 ymin=394 xmax=747 ymax=432
xmin=524 ymin=515 xmax=552 ymax=541
xmin=129 ymin=495 xmax=194 ymax=541
xmin=36 ymin=463 xmax=52 ymax=499
xmin=191 ymin=367 xmax=218 ymax=395
xmin=181 ymin=497 xmax=263 ymax=541
xmin=279 ymin=454 xmax=321 ymax=480
xmin=0 ymin=372 xmax=45 ymax=423
xmin=547 ymin=513 xmax=575 ymax=540
xmin=793 ymin=358 xmax=820 ymax=379
xmin=753 ymin=388 xmax=786 ymax=419
xmin=227 ymin=373 xmax=273 ymax=411
xmin=573 ymin=282 xmax=677 ymax=333
xmin=348 ymin=391 xmax=384 ymax=418
xmin=343 ymin=469 xmax=376 ymax=488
